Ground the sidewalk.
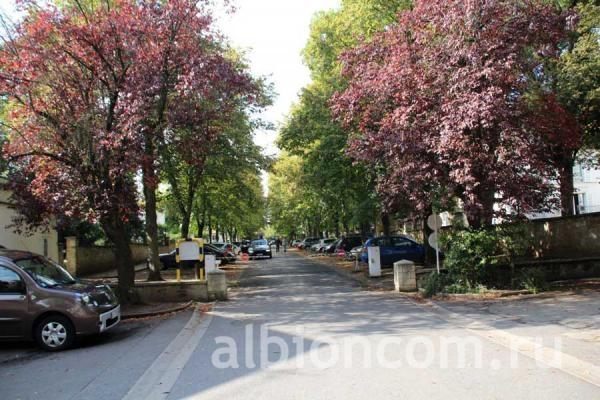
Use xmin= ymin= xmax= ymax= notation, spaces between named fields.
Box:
xmin=432 ymin=289 xmax=600 ymax=367
xmin=301 ymin=249 xmax=600 ymax=373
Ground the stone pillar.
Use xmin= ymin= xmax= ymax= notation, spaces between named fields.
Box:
xmin=207 ymin=270 xmax=227 ymax=300
xmin=65 ymin=237 xmax=78 ymax=276
xmin=394 ymin=260 xmax=417 ymax=292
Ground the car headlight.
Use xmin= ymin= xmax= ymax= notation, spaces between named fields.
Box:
xmin=81 ymin=293 xmax=99 ymax=307
xmin=249 ymin=248 xmax=254 ymax=253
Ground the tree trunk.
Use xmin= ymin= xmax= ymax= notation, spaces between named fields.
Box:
xmin=208 ymin=215 xmax=213 ymax=243
xmin=343 ymin=221 xmax=350 ymax=235
xmin=102 ymin=217 xmax=135 ymax=304
xmin=466 ymin=186 xmax=496 ymax=229
xmin=381 ymin=213 xmax=391 ymax=237
xmin=142 ymin=136 xmax=162 ymax=282
xmin=181 ymin=211 xmax=191 ymax=239
xmin=196 ymin=212 xmax=205 ymax=239
xmin=558 ymin=153 xmax=575 ymax=217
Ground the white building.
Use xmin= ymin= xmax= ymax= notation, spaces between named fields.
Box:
xmin=0 ymin=178 xmax=60 ymax=262
xmin=531 ymin=163 xmax=600 ymax=219
xmin=573 ymin=163 xmax=600 ymax=214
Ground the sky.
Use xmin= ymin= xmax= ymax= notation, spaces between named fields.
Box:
xmin=213 ymin=0 xmax=340 ymax=157
xmin=0 ymin=0 xmax=342 ymax=192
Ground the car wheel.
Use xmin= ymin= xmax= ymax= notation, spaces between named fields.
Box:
xmin=35 ymin=315 xmax=75 ymax=351
xmin=269 ymin=253 xmax=272 ymax=259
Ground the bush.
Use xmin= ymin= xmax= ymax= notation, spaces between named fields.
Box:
xmin=517 ymin=268 xmax=549 ymax=294
xmin=422 ymin=272 xmax=447 ymax=298
xmin=440 ymin=223 xmax=531 ymax=291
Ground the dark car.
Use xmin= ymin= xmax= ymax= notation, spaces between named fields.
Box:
xmin=0 ymin=250 xmax=120 ymax=351
xmin=248 ymin=239 xmax=272 ymax=259
xmin=160 ymin=244 xmax=235 ymax=270
xmin=240 ymin=240 xmax=251 ymax=254
xmin=359 ymin=236 xmax=425 ymax=266
xmin=336 ymin=236 xmax=365 ymax=253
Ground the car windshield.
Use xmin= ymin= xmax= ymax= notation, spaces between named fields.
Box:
xmin=252 ymin=240 xmax=267 ymax=246
xmin=15 ymin=256 xmax=76 ymax=287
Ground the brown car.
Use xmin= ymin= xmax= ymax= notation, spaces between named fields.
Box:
xmin=0 ymin=249 xmax=120 ymax=351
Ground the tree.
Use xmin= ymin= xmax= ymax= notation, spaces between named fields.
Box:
xmin=550 ymin=0 xmax=600 ymax=215
xmin=161 ymin=103 xmax=270 ymax=242
xmin=159 ymin=55 xmax=270 ymax=240
xmin=0 ymin=0 xmax=146 ymax=300
xmin=0 ymin=0 xmax=239 ymax=299
xmin=271 ymin=0 xmax=410 ymax=238
xmin=333 ymin=0 xmax=576 ymax=228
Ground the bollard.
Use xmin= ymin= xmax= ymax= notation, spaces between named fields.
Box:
xmin=200 ymin=268 xmax=205 ymax=281
xmin=176 ymin=269 xmax=181 ymax=282
xmin=394 ymin=260 xmax=417 ymax=292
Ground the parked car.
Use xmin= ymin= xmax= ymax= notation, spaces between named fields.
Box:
xmin=214 ymin=242 xmax=240 ymax=255
xmin=299 ymin=237 xmax=320 ymax=250
xmin=231 ymin=243 xmax=242 ymax=255
xmin=359 ymin=236 xmax=425 ymax=266
xmin=206 ymin=244 xmax=237 ymax=264
xmin=160 ymin=244 xmax=235 ymax=270
xmin=239 ymin=240 xmax=251 ymax=254
xmin=0 ymin=250 xmax=120 ymax=351
xmin=335 ymin=236 xmax=365 ymax=254
xmin=324 ymin=238 xmax=342 ymax=254
xmin=311 ymin=238 xmax=336 ymax=253
xmin=248 ymin=239 xmax=272 ymax=259
xmin=159 ymin=250 xmax=178 ymax=270
xmin=346 ymin=245 xmax=363 ymax=260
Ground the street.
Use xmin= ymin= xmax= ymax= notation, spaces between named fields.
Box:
xmin=1 ymin=252 xmax=598 ymax=400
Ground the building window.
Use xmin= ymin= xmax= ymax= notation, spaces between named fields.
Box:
xmin=573 ymin=164 xmax=584 ymax=182
xmin=574 ymin=193 xmax=587 ymax=215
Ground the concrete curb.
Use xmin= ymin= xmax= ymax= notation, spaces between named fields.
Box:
xmin=123 ymin=304 xmax=214 ymax=400
xmin=121 ymin=300 xmax=194 ymax=320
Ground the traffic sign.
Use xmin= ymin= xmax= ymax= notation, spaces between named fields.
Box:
xmin=428 ymin=232 xmax=438 ymax=248
xmin=427 ymin=214 xmax=442 ymax=231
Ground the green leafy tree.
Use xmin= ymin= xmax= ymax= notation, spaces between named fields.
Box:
xmin=272 ymin=0 xmax=410 ymax=238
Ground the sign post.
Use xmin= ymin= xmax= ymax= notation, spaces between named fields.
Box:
xmin=175 ymin=238 xmax=205 ymax=281
xmin=427 ymin=214 xmax=442 ymax=274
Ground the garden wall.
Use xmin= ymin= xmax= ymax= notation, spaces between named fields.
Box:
xmin=65 ymin=237 xmax=172 ymax=277
xmin=525 ymin=212 xmax=600 ymax=259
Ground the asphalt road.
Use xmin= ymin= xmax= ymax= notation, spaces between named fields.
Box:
xmin=1 ymin=252 xmax=599 ymax=399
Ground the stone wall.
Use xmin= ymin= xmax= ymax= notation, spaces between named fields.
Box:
xmin=133 ymin=280 xmax=209 ymax=303
xmin=525 ymin=212 xmax=600 ymax=259
xmin=107 ymin=271 xmax=227 ymax=302
xmin=66 ymin=237 xmax=172 ymax=276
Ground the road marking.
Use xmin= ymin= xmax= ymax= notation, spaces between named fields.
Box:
xmin=122 ymin=305 xmax=213 ymax=400
xmin=423 ymin=300 xmax=600 ymax=388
